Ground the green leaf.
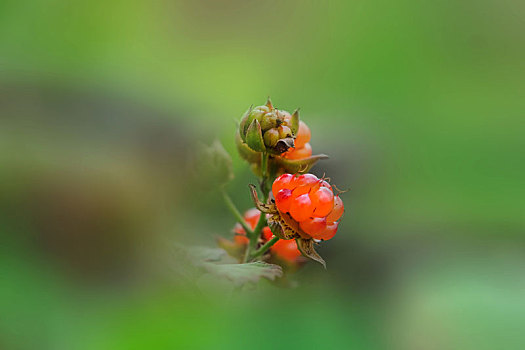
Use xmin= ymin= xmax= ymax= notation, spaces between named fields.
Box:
xmin=246 ymin=119 xmax=266 ymax=152
xmin=185 ymin=246 xmax=226 ymax=262
xmin=296 ymin=238 xmax=326 ymax=268
xmin=203 ymin=262 xmax=283 ymax=286
xmin=274 ymin=153 xmax=329 ymax=174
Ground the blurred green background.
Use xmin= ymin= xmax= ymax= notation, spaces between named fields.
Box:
xmin=1 ymin=0 xmax=524 ymax=349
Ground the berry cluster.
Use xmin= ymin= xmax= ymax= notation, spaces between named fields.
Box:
xmin=272 ymin=173 xmax=344 ymax=240
xmin=282 ymin=121 xmax=312 ymax=160
xmin=234 ymin=208 xmax=302 ymax=262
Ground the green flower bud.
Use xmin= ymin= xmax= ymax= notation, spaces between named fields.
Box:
xmin=237 ymin=98 xmax=301 ymax=159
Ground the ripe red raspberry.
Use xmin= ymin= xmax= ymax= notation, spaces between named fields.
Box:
xmin=271 ymin=173 xmax=345 ymax=241
xmin=262 ymin=227 xmax=302 ymax=262
xmin=271 ymin=239 xmax=302 ymax=261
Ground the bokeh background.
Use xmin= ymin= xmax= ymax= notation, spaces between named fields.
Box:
xmin=1 ymin=0 xmax=524 ymax=349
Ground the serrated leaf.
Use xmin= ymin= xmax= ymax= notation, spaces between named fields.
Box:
xmin=296 ymin=238 xmax=326 ymax=268
xmin=274 ymin=154 xmax=329 ymax=174
xmin=203 ymin=262 xmax=283 ymax=286
xmin=217 ymin=236 xmax=245 ymax=260
xmin=290 ymin=109 xmax=300 ymax=134
xmin=246 ymin=119 xmax=266 ymax=152
xmin=186 ymin=246 xmax=226 ymax=262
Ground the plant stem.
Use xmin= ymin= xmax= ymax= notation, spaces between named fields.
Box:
xmin=221 ymin=189 xmax=253 ymax=237
xmin=250 ymin=236 xmax=279 ymax=259
xmin=243 ymin=152 xmax=270 ymax=263
xmin=260 ymin=152 xmax=270 ymax=199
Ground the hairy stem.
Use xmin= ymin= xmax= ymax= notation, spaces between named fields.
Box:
xmin=221 ymin=189 xmax=253 ymax=237
xmin=243 ymin=152 xmax=270 ymax=262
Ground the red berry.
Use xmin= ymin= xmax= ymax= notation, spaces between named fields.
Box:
xmin=311 ymin=187 xmax=335 ymax=217
xmin=275 ymin=188 xmax=293 ymax=213
xmin=294 ymin=173 xmax=318 ymax=188
xmin=300 ymin=217 xmax=327 ymax=237
xmin=233 ymin=208 xmax=262 ymax=244
xmin=271 ymin=239 xmax=302 ymax=261
xmin=291 ymin=173 xmax=318 ymax=197
xmin=244 ymin=208 xmax=261 ymax=228
xmin=313 ymin=221 xmax=338 ymax=240
xmin=234 ymin=234 xmax=250 ymax=245
xmin=262 ymin=226 xmax=273 ymax=241
xmin=326 ymin=196 xmax=344 ymax=222
xmin=272 ymin=173 xmax=296 ymax=196
xmin=294 ymin=121 xmax=311 ymax=149
xmin=290 ymin=193 xmax=315 ymax=222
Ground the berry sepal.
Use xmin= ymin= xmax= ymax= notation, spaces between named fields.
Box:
xmin=296 ymin=238 xmax=326 ymax=269
xmin=273 ymin=153 xmax=329 ymax=174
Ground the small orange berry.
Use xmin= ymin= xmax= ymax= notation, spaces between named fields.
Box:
xmin=294 ymin=121 xmax=311 ymax=148
xmin=284 ymin=143 xmax=312 ymax=160
xmin=271 ymin=239 xmax=302 ymax=261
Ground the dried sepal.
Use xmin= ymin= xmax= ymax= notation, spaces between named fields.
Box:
xmin=296 ymin=238 xmax=326 ymax=269
xmin=248 ymin=184 xmax=276 ymax=214
xmin=271 ymin=137 xmax=295 ymax=155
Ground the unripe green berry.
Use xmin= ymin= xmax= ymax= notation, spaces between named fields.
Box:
xmin=260 ymin=113 xmax=278 ymax=131
xmin=263 ymin=128 xmax=280 ymax=147
xmin=250 ymin=108 xmax=266 ymax=122
xmin=278 ymin=125 xmax=292 ymax=139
